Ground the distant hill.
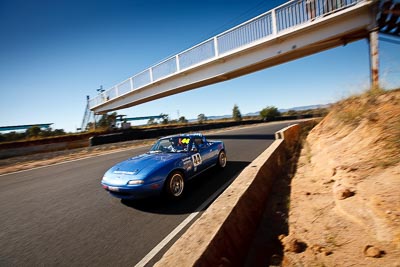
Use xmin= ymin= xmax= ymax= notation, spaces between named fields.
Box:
xmin=195 ymin=104 xmax=330 ymax=121
xmin=277 ymin=104 xmax=331 ymax=113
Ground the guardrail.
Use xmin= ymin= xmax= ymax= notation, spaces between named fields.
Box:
xmin=90 ymin=0 xmax=363 ymax=109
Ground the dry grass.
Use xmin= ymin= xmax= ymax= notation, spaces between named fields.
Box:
xmin=330 ymin=87 xmax=400 ymax=167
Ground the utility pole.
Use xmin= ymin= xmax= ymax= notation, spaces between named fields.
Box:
xmin=369 ymin=30 xmax=380 ymax=90
xmin=93 ymin=85 xmax=105 ymax=131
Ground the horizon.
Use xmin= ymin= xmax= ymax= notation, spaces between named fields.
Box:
xmin=0 ymin=102 xmax=329 ymax=133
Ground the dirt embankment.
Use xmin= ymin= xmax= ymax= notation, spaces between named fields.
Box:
xmin=282 ymin=89 xmax=400 ymax=266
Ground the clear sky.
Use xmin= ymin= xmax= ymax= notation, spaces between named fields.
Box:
xmin=0 ymin=0 xmax=399 ymax=132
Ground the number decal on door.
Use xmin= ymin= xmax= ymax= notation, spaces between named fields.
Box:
xmin=192 ymin=153 xmax=202 ymax=167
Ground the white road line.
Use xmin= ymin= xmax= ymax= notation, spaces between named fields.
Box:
xmin=134 ymin=174 xmax=236 ymax=267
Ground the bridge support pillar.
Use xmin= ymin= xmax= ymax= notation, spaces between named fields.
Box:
xmin=369 ymin=30 xmax=379 ymax=89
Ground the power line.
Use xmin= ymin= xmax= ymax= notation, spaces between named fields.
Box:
xmin=154 ymin=0 xmax=275 ymax=65
xmin=199 ymin=0 xmax=272 ymax=40
xmin=181 ymin=0 xmax=275 ymax=50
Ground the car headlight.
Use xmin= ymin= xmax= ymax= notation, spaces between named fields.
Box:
xmin=128 ymin=180 xmax=144 ymax=185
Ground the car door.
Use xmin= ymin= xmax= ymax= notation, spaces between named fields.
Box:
xmin=192 ymin=137 xmax=215 ymax=170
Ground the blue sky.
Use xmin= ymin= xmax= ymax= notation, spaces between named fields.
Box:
xmin=0 ymin=0 xmax=399 ymax=132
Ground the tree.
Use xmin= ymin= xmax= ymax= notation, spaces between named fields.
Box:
xmin=97 ymin=112 xmax=117 ymax=129
xmin=260 ymin=106 xmax=281 ymax=121
xmin=53 ymin=129 xmax=66 ymax=135
xmin=178 ymin=116 xmax=188 ymax=124
xmin=197 ymin=114 xmax=207 ymax=124
xmin=147 ymin=118 xmax=157 ymax=126
xmin=39 ymin=128 xmax=66 ymax=137
xmin=26 ymin=126 xmax=41 ymax=138
xmin=86 ymin=122 xmax=94 ymax=131
xmin=161 ymin=114 xmax=169 ymax=125
xmin=42 ymin=128 xmax=54 ymax=137
xmin=232 ymin=104 xmax=242 ymax=121
xmin=2 ymin=131 xmax=26 ymax=142
xmin=0 ymin=127 xmax=68 ymax=143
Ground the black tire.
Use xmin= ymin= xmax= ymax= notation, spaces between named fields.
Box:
xmin=164 ymin=171 xmax=185 ymax=199
xmin=217 ymin=150 xmax=227 ymax=169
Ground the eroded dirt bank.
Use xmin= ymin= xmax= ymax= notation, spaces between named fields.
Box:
xmin=282 ymin=89 xmax=400 ymax=266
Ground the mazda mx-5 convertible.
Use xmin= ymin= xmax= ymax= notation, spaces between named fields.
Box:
xmin=101 ymin=133 xmax=227 ymax=199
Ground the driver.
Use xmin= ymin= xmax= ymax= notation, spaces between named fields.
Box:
xmin=175 ymin=138 xmax=186 ymax=151
xmin=167 ymin=137 xmax=190 ymax=152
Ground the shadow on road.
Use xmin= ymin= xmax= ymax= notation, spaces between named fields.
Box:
xmin=121 ymin=161 xmax=250 ymax=215
xmin=206 ymin=134 xmax=275 ymax=140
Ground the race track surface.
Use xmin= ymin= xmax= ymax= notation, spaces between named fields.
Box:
xmin=0 ymin=122 xmax=295 ymax=266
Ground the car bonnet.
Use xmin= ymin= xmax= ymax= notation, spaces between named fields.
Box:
xmin=103 ymin=152 xmax=182 ymax=185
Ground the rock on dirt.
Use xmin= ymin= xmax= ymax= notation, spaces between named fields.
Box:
xmin=364 ymin=245 xmax=385 ymax=258
xmin=335 ymin=188 xmax=355 ymax=200
xmin=279 ymin=235 xmax=307 ymax=253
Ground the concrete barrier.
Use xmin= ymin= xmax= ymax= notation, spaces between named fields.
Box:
xmin=0 ymin=139 xmax=89 ymax=159
xmin=155 ymin=123 xmax=302 ymax=266
xmin=275 ymin=124 xmax=301 ymax=153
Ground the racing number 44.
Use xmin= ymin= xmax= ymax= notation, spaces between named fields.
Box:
xmin=192 ymin=153 xmax=202 ymax=166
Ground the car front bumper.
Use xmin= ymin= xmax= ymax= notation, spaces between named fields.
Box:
xmin=101 ymin=181 xmax=163 ymax=199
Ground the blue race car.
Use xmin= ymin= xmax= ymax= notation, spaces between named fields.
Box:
xmin=101 ymin=133 xmax=227 ymax=199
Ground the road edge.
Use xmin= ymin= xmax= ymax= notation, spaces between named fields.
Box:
xmin=154 ymin=122 xmax=307 ymax=266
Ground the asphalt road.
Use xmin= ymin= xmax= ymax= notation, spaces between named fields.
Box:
xmin=0 ymin=121 xmax=296 ymax=266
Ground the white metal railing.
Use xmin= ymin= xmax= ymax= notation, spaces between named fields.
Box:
xmin=217 ymin=13 xmax=274 ymax=55
xmin=90 ymin=0 xmax=362 ymax=109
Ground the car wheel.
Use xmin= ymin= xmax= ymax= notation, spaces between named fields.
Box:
xmin=217 ymin=150 xmax=227 ymax=168
xmin=165 ymin=171 xmax=185 ymax=198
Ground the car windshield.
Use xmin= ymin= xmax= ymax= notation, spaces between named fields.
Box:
xmin=149 ymin=137 xmax=191 ymax=153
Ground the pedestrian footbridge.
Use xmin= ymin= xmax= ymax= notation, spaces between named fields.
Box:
xmin=89 ymin=0 xmax=381 ymax=114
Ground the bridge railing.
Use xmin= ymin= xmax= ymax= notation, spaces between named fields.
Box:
xmin=89 ymin=0 xmax=362 ymax=109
